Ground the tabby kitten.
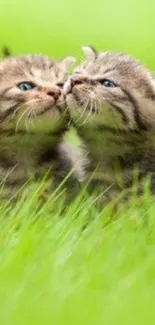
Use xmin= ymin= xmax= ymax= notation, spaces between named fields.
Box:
xmin=0 ymin=54 xmax=83 ymax=200
xmin=65 ymin=46 xmax=155 ymax=201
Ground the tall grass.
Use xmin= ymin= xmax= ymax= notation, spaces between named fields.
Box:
xmin=0 ymin=181 xmax=154 ymax=324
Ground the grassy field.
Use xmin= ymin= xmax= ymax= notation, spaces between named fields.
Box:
xmin=0 ymin=0 xmax=155 ymax=324
xmin=0 ymin=185 xmax=155 ymax=325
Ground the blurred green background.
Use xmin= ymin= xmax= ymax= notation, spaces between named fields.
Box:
xmin=0 ymin=0 xmax=155 ymax=69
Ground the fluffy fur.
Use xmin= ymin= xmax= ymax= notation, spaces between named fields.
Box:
xmin=0 ymin=54 xmax=84 ymax=200
xmin=65 ymin=46 xmax=155 ymax=202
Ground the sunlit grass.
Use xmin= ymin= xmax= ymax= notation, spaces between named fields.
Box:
xmin=0 ymin=182 xmax=154 ymax=325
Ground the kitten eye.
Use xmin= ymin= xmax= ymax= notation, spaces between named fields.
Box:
xmin=99 ymin=79 xmax=117 ymax=88
xmin=17 ymin=82 xmax=36 ymax=91
xmin=57 ymin=83 xmax=64 ymax=88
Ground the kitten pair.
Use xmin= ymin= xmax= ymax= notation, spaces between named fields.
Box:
xmin=1 ymin=46 xmax=155 ymax=205
xmin=65 ymin=46 xmax=155 ymax=203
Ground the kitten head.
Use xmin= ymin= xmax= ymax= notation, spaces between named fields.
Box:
xmin=0 ymin=54 xmax=75 ymax=133
xmin=65 ymin=46 xmax=155 ymax=132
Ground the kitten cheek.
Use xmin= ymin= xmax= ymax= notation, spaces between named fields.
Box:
xmin=66 ymin=93 xmax=77 ymax=107
xmin=56 ymin=94 xmax=67 ymax=110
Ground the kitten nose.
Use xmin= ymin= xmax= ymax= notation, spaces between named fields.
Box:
xmin=47 ymin=89 xmax=61 ymax=101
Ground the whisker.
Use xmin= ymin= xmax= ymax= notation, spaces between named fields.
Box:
xmin=26 ymin=111 xmax=36 ymax=131
xmin=81 ymin=100 xmax=92 ymax=125
xmin=12 ymin=98 xmax=41 ymax=119
xmin=79 ymin=99 xmax=92 ymax=125
xmin=11 ymin=95 xmax=69 ymax=132
xmin=90 ymin=100 xmax=98 ymax=121
xmin=75 ymin=96 xmax=89 ymax=123
xmin=25 ymin=115 xmax=30 ymax=132
xmin=97 ymin=95 xmax=103 ymax=114
xmin=74 ymin=88 xmax=96 ymax=125
xmin=85 ymin=98 xmax=94 ymax=124
xmin=74 ymin=98 xmax=88 ymax=124
xmin=77 ymin=99 xmax=91 ymax=126
xmin=15 ymin=106 xmax=33 ymax=133
xmin=69 ymin=87 xmax=90 ymax=125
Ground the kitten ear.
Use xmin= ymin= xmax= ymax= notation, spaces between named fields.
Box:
xmin=82 ymin=45 xmax=97 ymax=60
xmin=59 ymin=56 xmax=76 ymax=69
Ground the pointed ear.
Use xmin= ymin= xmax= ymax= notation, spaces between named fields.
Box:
xmin=82 ymin=45 xmax=97 ymax=60
xmin=59 ymin=56 xmax=76 ymax=70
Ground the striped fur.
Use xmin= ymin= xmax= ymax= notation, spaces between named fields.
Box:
xmin=65 ymin=47 xmax=155 ymax=202
xmin=0 ymin=54 xmax=84 ymax=200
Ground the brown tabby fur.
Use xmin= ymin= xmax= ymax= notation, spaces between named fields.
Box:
xmin=0 ymin=54 xmax=84 ymax=200
xmin=65 ymin=46 xmax=155 ymax=203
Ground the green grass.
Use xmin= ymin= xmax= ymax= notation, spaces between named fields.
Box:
xmin=0 ymin=182 xmax=154 ymax=325
xmin=0 ymin=0 xmax=155 ymax=323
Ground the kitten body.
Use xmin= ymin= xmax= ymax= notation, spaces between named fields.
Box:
xmin=0 ymin=55 xmax=84 ymax=200
xmin=65 ymin=47 xmax=155 ymax=201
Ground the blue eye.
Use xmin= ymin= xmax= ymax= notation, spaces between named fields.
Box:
xmin=99 ymin=79 xmax=117 ymax=88
xmin=17 ymin=82 xmax=36 ymax=91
